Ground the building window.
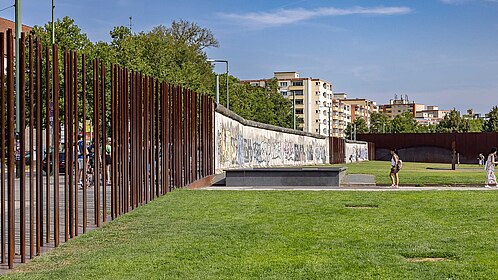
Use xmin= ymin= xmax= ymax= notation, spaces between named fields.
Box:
xmin=296 ymin=109 xmax=303 ymax=114
xmin=292 ymin=81 xmax=303 ymax=86
xmin=295 ymin=99 xmax=304 ymax=105
xmin=280 ymin=82 xmax=288 ymax=87
xmin=291 ymin=90 xmax=303 ymax=95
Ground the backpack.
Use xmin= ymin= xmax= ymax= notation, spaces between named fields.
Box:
xmin=397 ymin=159 xmax=403 ymax=170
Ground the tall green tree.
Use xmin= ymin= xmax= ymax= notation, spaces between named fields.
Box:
xmin=436 ymin=109 xmax=470 ymax=132
xmin=391 ymin=112 xmax=418 ymax=133
xmin=222 ymin=76 xmax=293 ymax=128
xmin=345 ymin=117 xmax=369 ymax=139
xmin=484 ymin=106 xmax=498 ymax=132
xmin=369 ymin=112 xmax=391 ymax=133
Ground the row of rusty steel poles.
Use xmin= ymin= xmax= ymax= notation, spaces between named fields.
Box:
xmin=0 ymin=31 xmax=214 ymax=270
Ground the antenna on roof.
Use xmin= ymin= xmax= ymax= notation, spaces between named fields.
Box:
xmin=129 ymin=16 xmax=132 ymax=32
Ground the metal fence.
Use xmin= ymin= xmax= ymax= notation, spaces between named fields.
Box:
xmin=329 ymin=137 xmax=345 ymax=164
xmin=0 ymin=30 xmax=214 ymax=269
xmin=357 ymin=132 xmax=498 ymax=163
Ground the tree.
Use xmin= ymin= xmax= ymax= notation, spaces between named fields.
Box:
xmin=391 ymin=112 xmax=418 ymax=133
xmin=31 ymin=16 xmax=92 ymax=52
xmin=345 ymin=117 xmax=368 ymax=139
xmin=436 ymin=109 xmax=470 ymax=132
xmin=468 ymin=118 xmax=484 ymax=132
xmin=167 ymin=19 xmax=219 ymax=50
xmin=223 ymin=76 xmax=293 ymax=128
xmin=369 ymin=112 xmax=391 ymax=133
xmin=416 ymin=124 xmax=437 ymax=133
xmin=484 ymin=106 xmax=498 ymax=132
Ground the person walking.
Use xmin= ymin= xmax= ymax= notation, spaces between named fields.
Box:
xmin=105 ymin=137 xmax=112 ymax=185
xmin=77 ymin=135 xmax=85 ymax=186
xmin=484 ymin=147 xmax=497 ymax=188
xmin=390 ymin=148 xmax=400 ymax=188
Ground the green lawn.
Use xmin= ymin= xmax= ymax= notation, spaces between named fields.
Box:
xmin=5 ymin=190 xmax=498 ymax=279
xmin=331 ymin=161 xmax=486 ymax=186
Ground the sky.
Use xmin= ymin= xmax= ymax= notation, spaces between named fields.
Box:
xmin=2 ymin=0 xmax=497 ymax=114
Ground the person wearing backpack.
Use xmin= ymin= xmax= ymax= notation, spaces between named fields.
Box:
xmin=484 ymin=147 xmax=497 ymax=188
xmin=390 ymin=148 xmax=401 ymax=188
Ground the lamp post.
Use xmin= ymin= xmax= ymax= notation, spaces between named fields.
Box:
xmin=207 ymin=59 xmax=229 ymax=109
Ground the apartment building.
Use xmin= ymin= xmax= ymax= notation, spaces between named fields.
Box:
xmin=333 ymin=93 xmax=377 ymax=126
xmin=415 ymin=106 xmax=450 ymax=125
xmin=379 ymin=95 xmax=425 ymax=118
xmin=243 ymin=72 xmax=347 ymax=137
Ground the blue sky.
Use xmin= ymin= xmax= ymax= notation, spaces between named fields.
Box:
xmin=2 ymin=0 xmax=497 ymax=113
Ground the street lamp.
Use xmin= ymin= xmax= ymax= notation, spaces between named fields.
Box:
xmin=207 ymin=59 xmax=229 ymax=109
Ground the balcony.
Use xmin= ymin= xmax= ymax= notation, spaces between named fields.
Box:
xmin=289 ymin=85 xmax=304 ymax=91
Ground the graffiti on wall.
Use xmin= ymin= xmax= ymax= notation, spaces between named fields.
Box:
xmin=215 ymin=113 xmax=328 ymax=171
xmin=345 ymin=142 xmax=369 ymax=163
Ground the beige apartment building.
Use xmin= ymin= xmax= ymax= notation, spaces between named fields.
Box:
xmin=243 ymin=72 xmax=348 ymax=137
xmin=415 ymin=106 xmax=450 ymax=125
xmin=379 ymin=95 xmax=425 ymax=118
xmin=334 ymin=93 xmax=378 ymax=126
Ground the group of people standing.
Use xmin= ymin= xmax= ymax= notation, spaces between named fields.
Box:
xmin=76 ymin=136 xmax=112 ymax=189
xmin=389 ymin=147 xmax=497 ymax=188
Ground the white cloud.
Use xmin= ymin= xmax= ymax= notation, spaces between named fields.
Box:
xmin=219 ymin=6 xmax=413 ymax=27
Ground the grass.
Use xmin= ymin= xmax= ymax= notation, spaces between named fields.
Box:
xmin=331 ymin=161 xmax=485 ymax=186
xmin=4 ymin=190 xmax=498 ymax=279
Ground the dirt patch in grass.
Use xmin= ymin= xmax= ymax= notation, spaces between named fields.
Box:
xmin=406 ymin=257 xmax=448 ymax=263
xmin=345 ymin=204 xmax=379 ymax=209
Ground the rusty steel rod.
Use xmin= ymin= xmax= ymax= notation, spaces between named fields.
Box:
xmin=73 ymin=52 xmax=79 ymax=237
xmin=81 ymin=54 xmax=88 ymax=233
xmin=0 ymin=32 xmax=5 ymax=264
xmin=63 ymin=50 xmax=69 ymax=242
xmin=93 ymin=59 xmax=101 ymax=227
xmin=82 ymin=54 xmax=87 ymax=233
xmin=101 ymin=61 xmax=106 ymax=223
xmin=19 ymin=32 xmax=27 ymax=263
xmin=53 ymin=44 xmax=60 ymax=246
xmin=45 ymin=43 xmax=51 ymax=245
xmin=68 ymin=50 xmax=74 ymax=238
xmin=110 ymin=64 xmax=116 ymax=219
xmin=28 ymin=35 xmax=34 ymax=259
xmin=6 ymin=28 xmax=15 ymax=269
xmin=36 ymin=41 xmax=43 ymax=251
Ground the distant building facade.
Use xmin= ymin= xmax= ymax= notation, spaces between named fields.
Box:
xmin=379 ymin=95 xmax=449 ymax=125
xmin=243 ymin=72 xmax=348 ymax=137
xmin=415 ymin=106 xmax=450 ymax=125
xmin=334 ymin=93 xmax=378 ymax=126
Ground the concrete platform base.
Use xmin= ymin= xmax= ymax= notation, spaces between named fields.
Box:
xmin=225 ymin=167 xmax=346 ymax=187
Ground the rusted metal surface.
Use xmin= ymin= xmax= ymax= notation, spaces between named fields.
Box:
xmin=28 ymin=35 xmax=35 ymax=259
xmin=357 ymin=132 xmax=498 ymax=163
xmin=329 ymin=137 xmax=345 ymax=164
xmin=6 ymin=29 xmax=15 ymax=269
xmin=0 ymin=31 xmax=215 ymax=270
xmin=0 ymin=32 xmax=5 ymax=265
xmin=82 ymin=54 xmax=87 ymax=233
xmin=53 ymin=44 xmax=60 ymax=246
xmin=19 ymin=33 xmax=26 ymax=263
xmin=44 ymin=41 xmax=51 ymax=245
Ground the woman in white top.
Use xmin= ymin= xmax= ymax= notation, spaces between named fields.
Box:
xmin=390 ymin=148 xmax=400 ymax=188
xmin=485 ymin=147 xmax=497 ymax=187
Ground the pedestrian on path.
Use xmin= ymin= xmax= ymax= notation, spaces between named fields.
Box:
xmin=390 ymin=148 xmax=400 ymax=188
xmin=485 ymin=147 xmax=497 ymax=187
xmin=105 ymin=137 xmax=112 ymax=185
